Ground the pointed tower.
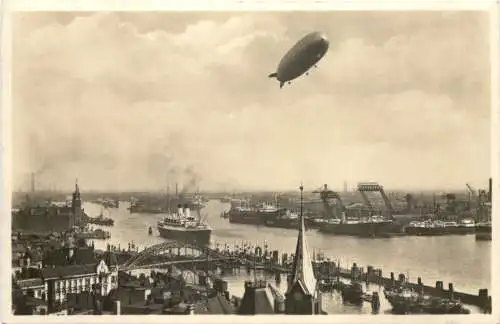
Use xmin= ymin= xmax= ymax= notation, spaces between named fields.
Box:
xmin=285 ymin=183 xmax=322 ymax=314
xmin=72 ymin=179 xmax=82 ymax=226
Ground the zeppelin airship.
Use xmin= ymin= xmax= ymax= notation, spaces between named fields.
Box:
xmin=268 ymin=31 xmax=329 ymax=89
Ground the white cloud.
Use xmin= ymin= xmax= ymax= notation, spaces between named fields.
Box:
xmin=12 ymin=12 xmax=490 ymax=192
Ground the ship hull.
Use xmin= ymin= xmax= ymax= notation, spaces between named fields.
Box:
xmin=446 ymin=226 xmax=475 ymax=235
xmin=405 ymin=225 xmax=475 ymax=236
xmin=129 ymin=207 xmax=164 ymax=214
xmin=405 ymin=226 xmax=447 ymax=236
xmin=475 ymin=227 xmax=492 ymax=241
xmin=228 ymin=210 xmax=264 ymax=225
xmin=264 ymin=218 xmax=299 ymax=229
xmin=318 ymin=221 xmax=395 ymax=237
xmin=157 ymin=226 xmax=212 ymax=246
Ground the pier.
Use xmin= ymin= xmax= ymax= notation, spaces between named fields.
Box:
xmin=114 ymin=240 xmax=491 ymax=311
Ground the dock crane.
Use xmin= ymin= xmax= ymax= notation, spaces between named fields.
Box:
xmin=466 ymin=183 xmax=477 ymax=198
xmin=465 ymin=183 xmax=477 ymax=210
xmin=357 ymin=182 xmax=395 ymax=220
xmin=312 ymin=184 xmax=345 ymax=220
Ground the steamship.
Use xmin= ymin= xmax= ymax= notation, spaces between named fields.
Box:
xmin=157 ymin=204 xmax=212 ymax=246
xmin=318 ymin=212 xmax=395 ymax=237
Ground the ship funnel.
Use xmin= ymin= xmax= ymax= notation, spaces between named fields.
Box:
xmin=184 ymin=204 xmax=190 ymax=218
xmin=177 ymin=204 xmax=183 ymax=216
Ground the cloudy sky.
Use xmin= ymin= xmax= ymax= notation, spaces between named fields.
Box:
xmin=12 ymin=11 xmax=491 ymax=192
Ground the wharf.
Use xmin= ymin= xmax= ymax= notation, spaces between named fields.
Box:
xmin=207 ymin=248 xmax=491 ymax=311
xmin=102 ymin=239 xmax=492 ymax=313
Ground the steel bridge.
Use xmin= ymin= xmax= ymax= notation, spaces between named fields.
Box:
xmin=119 ymin=241 xmax=232 ymax=271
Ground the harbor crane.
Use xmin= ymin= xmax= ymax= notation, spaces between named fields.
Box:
xmin=357 ymin=182 xmax=395 ymax=220
xmin=466 ymin=183 xmax=477 ymax=198
xmin=465 ymin=183 xmax=478 ymax=210
xmin=312 ymin=184 xmax=345 ymax=219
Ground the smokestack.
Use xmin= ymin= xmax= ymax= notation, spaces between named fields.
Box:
xmin=175 ymin=183 xmax=178 ymax=196
xmin=184 ymin=204 xmax=190 ymax=218
xmin=30 ymin=172 xmax=35 ymax=193
xmin=177 ymin=204 xmax=183 ymax=217
xmin=489 ymin=178 xmax=492 ymax=203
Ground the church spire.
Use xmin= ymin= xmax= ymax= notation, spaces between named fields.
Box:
xmin=287 ymin=183 xmax=317 ymax=296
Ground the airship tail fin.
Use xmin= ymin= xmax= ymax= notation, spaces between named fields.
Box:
xmin=279 ymin=82 xmax=284 ymax=89
xmin=268 ymin=72 xmax=278 ymax=78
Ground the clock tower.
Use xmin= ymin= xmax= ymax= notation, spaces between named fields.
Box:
xmin=285 ymin=184 xmax=322 ymax=315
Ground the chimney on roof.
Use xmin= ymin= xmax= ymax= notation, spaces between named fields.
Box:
xmin=238 ymin=280 xmax=273 ymax=314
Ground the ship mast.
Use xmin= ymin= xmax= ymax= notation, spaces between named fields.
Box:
xmin=275 ymin=193 xmax=280 ymax=218
xmin=166 ymin=183 xmax=171 ymax=214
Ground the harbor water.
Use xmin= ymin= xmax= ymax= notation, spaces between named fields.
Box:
xmin=84 ymin=200 xmax=490 ymax=313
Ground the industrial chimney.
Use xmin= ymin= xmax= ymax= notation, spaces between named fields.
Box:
xmin=30 ymin=172 xmax=35 ymax=193
xmin=184 ymin=204 xmax=190 ymax=218
xmin=489 ymin=177 xmax=492 ymax=203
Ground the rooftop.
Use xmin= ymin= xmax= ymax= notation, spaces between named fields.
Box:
xmin=42 ymin=263 xmax=97 ymax=279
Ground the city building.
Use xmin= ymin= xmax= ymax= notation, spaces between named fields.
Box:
xmin=12 ymin=181 xmax=84 ymax=233
xmin=12 ymin=238 xmax=119 ymax=315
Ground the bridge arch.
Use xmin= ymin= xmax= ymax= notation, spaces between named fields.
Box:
xmin=120 ymin=241 xmax=226 ymax=270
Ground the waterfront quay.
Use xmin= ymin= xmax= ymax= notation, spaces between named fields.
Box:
xmin=116 ymin=239 xmax=491 ymax=312
xmin=11 ymin=229 xmax=491 ymax=315
xmin=11 ymin=184 xmax=492 ymax=315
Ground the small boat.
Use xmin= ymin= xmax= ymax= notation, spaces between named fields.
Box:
xmin=148 ymin=226 xmax=153 ymax=235
xmin=384 ymin=285 xmax=470 ymax=314
xmin=87 ymin=208 xmax=114 ymax=226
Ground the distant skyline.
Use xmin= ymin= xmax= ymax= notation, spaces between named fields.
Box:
xmin=12 ymin=11 xmax=491 ymax=192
